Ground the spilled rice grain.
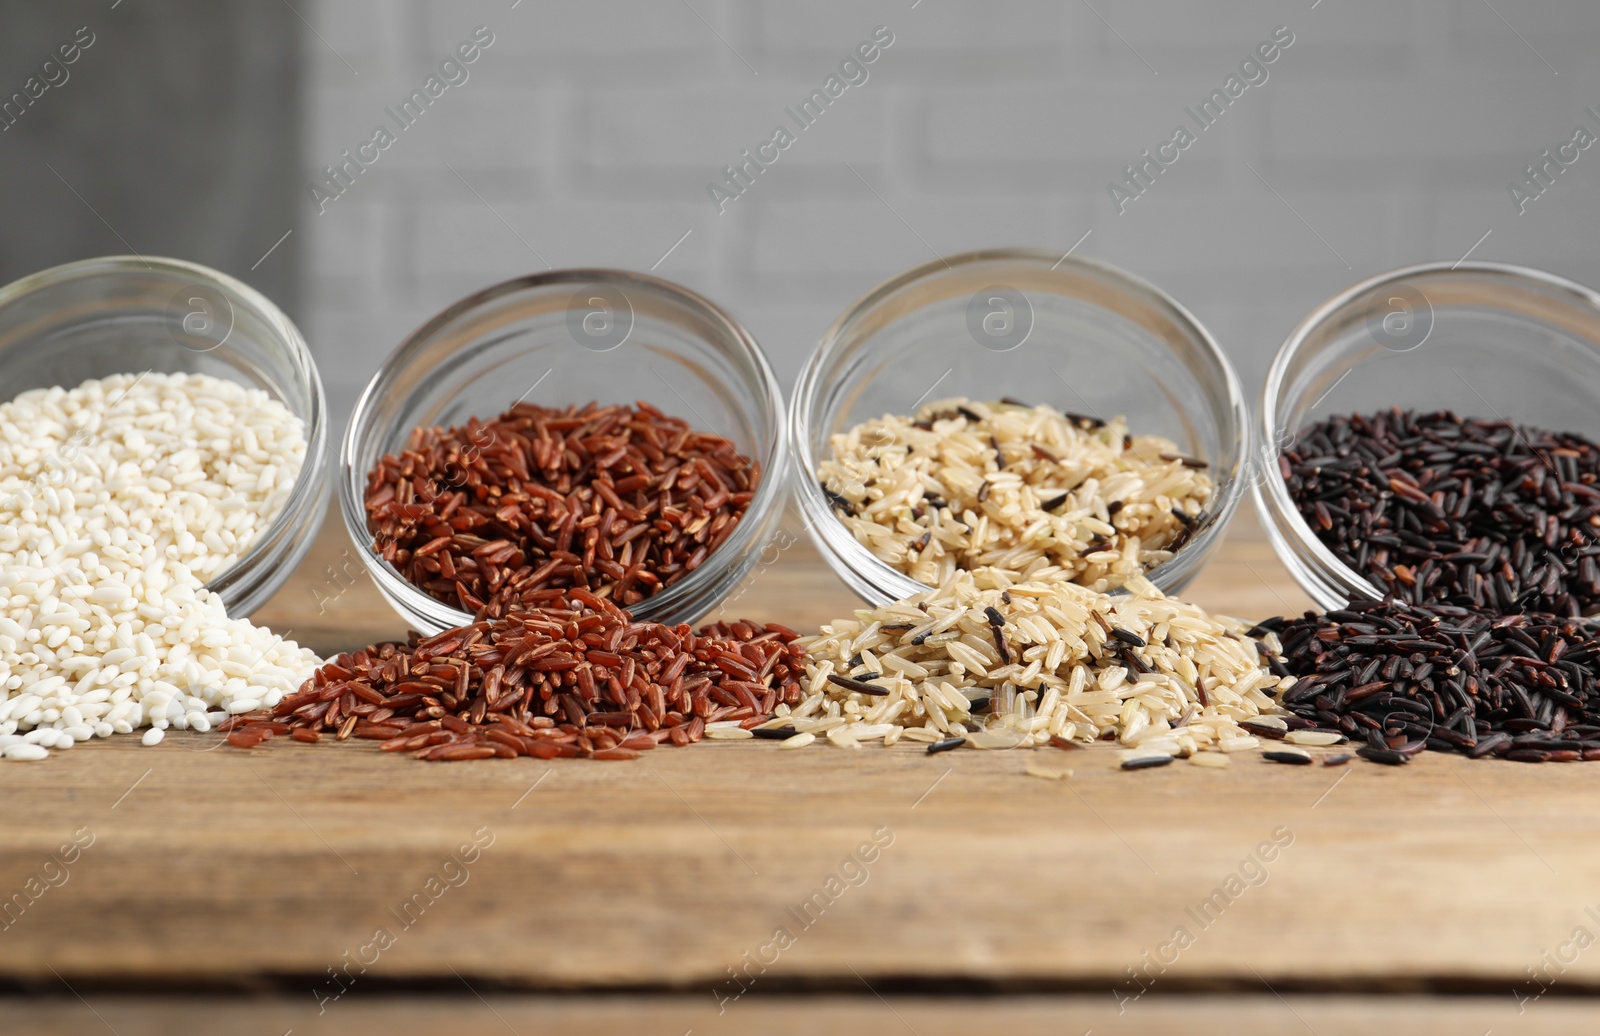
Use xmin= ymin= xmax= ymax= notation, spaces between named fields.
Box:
xmin=798 ymin=570 xmax=1289 ymax=755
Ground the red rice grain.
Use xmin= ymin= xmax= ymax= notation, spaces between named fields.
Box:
xmin=365 ymin=400 xmax=759 ymax=614
xmin=224 ymin=587 xmax=806 ymax=762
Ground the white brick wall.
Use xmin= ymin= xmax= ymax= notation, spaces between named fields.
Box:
xmin=304 ymin=0 xmax=1600 ymax=424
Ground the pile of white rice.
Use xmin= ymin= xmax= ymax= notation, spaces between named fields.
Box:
xmin=818 ymin=399 xmax=1214 ymax=592
xmin=786 ymin=570 xmax=1289 ymax=759
xmin=0 ymin=373 xmax=321 ymax=760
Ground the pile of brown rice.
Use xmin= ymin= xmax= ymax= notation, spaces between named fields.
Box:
xmin=783 ymin=571 xmax=1289 ymax=759
xmin=818 ymin=399 xmax=1214 ymax=592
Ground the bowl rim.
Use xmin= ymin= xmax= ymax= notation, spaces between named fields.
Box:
xmin=789 ymin=245 xmax=1250 ymax=604
xmin=0 ymin=254 xmax=328 ymax=609
xmin=340 ymin=266 xmax=790 ymax=632
xmin=1255 ymin=259 xmax=1600 ymax=606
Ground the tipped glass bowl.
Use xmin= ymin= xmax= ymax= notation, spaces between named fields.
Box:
xmin=790 ymin=248 xmax=1249 ymax=605
xmin=342 ymin=269 xmax=788 ymax=635
xmin=1255 ymin=261 xmax=1600 ymax=611
xmin=0 ymin=256 xmax=330 ymax=618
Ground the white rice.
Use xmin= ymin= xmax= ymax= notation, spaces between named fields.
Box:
xmin=787 ymin=569 xmax=1291 ymax=755
xmin=818 ymin=399 xmax=1214 ymax=592
xmin=0 ymin=373 xmax=321 ymax=759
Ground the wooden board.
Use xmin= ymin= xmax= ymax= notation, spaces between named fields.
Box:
xmin=5 ymin=995 xmax=1598 ymax=1036
xmin=4 ymin=508 xmax=1599 ymax=1009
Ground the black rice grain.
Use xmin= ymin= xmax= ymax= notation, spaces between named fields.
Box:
xmin=1280 ymin=409 xmax=1600 ymax=616
xmin=1256 ymin=596 xmax=1600 ymax=765
xmin=826 ymin=673 xmax=892 ymax=696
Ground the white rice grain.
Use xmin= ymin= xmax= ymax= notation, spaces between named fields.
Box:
xmin=0 ymin=373 xmax=321 ymax=761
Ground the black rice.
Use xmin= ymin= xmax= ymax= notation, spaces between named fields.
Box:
xmin=1255 ymin=596 xmax=1600 ymax=764
xmin=825 ymin=673 xmax=891 ymax=696
xmin=1280 ymin=408 xmax=1600 ymax=616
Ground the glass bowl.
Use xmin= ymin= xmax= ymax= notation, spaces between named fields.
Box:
xmin=0 ymin=256 xmax=330 ymax=618
xmin=342 ymin=269 xmax=788 ymax=635
xmin=1255 ymin=260 xmax=1600 ymax=611
xmin=790 ymin=247 xmax=1249 ymax=605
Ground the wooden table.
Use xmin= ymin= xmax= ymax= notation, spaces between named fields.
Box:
xmin=5 ymin=508 xmax=1600 ymax=1034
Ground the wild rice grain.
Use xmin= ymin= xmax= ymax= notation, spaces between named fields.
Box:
xmin=819 ymin=399 xmax=1214 ymax=592
xmin=799 ymin=570 xmax=1289 ymax=753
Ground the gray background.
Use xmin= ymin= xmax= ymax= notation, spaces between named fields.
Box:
xmin=0 ymin=0 xmax=301 ymax=316
xmin=4 ymin=0 xmax=1598 ymax=424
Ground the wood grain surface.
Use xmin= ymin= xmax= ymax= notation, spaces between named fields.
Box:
xmin=7 ymin=995 xmax=1600 ymax=1036
xmin=3 ymin=507 xmax=1598 ymax=1028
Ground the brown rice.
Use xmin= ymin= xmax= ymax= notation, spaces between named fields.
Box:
xmin=787 ymin=570 xmax=1289 ymax=756
xmin=818 ymin=399 xmax=1214 ymax=592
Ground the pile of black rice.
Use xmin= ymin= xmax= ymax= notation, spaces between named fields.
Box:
xmin=1252 ymin=598 xmax=1600 ymax=764
xmin=1252 ymin=408 xmax=1600 ymax=765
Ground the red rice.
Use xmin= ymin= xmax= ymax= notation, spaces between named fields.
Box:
xmin=365 ymin=401 xmax=759 ymax=614
xmin=223 ymin=588 xmax=806 ymax=761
